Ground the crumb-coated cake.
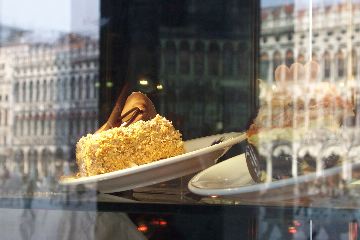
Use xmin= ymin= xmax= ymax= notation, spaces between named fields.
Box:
xmin=76 ymin=115 xmax=185 ymax=177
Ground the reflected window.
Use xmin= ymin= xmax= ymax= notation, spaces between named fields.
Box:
xmin=20 ymin=120 xmax=24 ymax=136
xmin=36 ymin=81 xmax=40 ymax=101
xmin=27 ymin=119 xmax=31 ymax=136
xmin=4 ymin=110 xmax=7 ymax=126
xmin=78 ymin=76 xmax=83 ymax=99
xmin=14 ymin=82 xmax=19 ymax=103
xmin=41 ymin=118 xmax=45 ymax=135
xmin=49 ymin=80 xmax=54 ymax=101
xmin=260 ymin=53 xmax=269 ymax=80
xmin=273 ymin=51 xmax=282 ymax=74
xmin=352 ymin=50 xmax=357 ymax=76
xmin=70 ymin=77 xmax=75 ymax=100
xmin=337 ymin=50 xmax=345 ymax=78
xmin=179 ymin=41 xmax=190 ymax=75
xmin=63 ymin=78 xmax=67 ymax=100
xmin=285 ymin=50 xmax=294 ymax=67
xmin=208 ymin=42 xmax=220 ymax=76
xmin=55 ymin=148 xmax=64 ymax=177
xmin=29 ymin=81 xmax=33 ymax=102
xmin=41 ymin=149 xmax=52 ymax=177
xmin=324 ymin=51 xmax=331 ymax=79
xmin=223 ymin=42 xmax=234 ymax=77
xmin=43 ymin=81 xmax=47 ymax=101
xmin=28 ymin=150 xmax=38 ymax=180
xmin=35 ymin=117 xmax=39 ymax=135
xmin=85 ymin=76 xmax=90 ymax=99
xmin=312 ymin=52 xmax=318 ymax=63
xmin=164 ymin=41 xmax=177 ymax=74
xmin=14 ymin=150 xmax=25 ymax=175
xmin=297 ymin=54 xmax=305 ymax=64
xmin=22 ymin=82 xmax=27 ymax=102
xmin=56 ymin=79 xmax=61 ymax=101
xmin=194 ymin=41 xmax=205 ymax=76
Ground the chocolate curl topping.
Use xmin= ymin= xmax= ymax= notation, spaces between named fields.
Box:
xmin=120 ymin=92 xmax=157 ymax=123
xmin=96 ymin=82 xmax=131 ymax=133
xmin=96 ymin=86 xmax=157 ymax=133
xmin=120 ymin=107 xmax=144 ymax=127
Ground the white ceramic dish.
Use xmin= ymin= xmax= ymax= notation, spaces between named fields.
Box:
xmin=189 ymin=154 xmax=360 ymax=201
xmin=59 ymin=132 xmax=246 ymax=193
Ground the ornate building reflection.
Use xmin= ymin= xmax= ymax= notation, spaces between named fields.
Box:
xmin=0 ymin=29 xmax=99 ymax=183
xmin=260 ymin=3 xmax=360 ymax=82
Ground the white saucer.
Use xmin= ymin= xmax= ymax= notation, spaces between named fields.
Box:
xmin=189 ymin=154 xmax=360 ymax=201
xmin=60 ymin=132 xmax=246 ymax=193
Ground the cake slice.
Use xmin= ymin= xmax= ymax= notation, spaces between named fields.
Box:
xmin=76 ymin=115 xmax=185 ymax=177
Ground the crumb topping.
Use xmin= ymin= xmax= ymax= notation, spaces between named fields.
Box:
xmin=76 ymin=115 xmax=185 ymax=176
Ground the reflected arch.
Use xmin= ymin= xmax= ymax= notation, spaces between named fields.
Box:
xmin=41 ymin=148 xmax=52 ymax=177
xmin=55 ymin=148 xmax=64 ymax=177
xmin=14 ymin=149 xmax=25 ymax=176
xmin=28 ymin=149 xmax=38 ymax=180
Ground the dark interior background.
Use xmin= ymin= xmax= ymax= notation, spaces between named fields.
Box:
xmin=99 ymin=0 xmax=259 ymax=140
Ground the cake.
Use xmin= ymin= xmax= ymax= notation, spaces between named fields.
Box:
xmin=76 ymin=114 xmax=185 ymax=177
xmin=75 ymin=90 xmax=185 ymax=177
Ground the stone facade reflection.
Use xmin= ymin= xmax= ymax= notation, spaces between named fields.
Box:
xmin=0 ymin=30 xmax=99 ymax=183
xmin=260 ymin=3 xmax=360 ymax=82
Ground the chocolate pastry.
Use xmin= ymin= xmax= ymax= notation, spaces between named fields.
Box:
xmin=97 ymin=84 xmax=157 ymax=133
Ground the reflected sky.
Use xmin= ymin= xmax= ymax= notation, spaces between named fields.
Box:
xmin=0 ymin=0 xmax=99 ymax=35
xmin=0 ymin=0 xmax=357 ymax=34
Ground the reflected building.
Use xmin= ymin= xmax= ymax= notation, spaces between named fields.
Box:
xmin=0 ymin=26 xmax=99 ymax=181
xmin=158 ymin=0 xmax=257 ymax=139
xmin=260 ymin=3 xmax=360 ymax=81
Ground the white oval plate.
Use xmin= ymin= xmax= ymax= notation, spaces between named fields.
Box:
xmin=189 ymin=154 xmax=360 ymax=201
xmin=59 ymin=132 xmax=246 ymax=193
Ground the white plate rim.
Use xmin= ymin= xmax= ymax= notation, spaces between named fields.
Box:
xmin=188 ymin=156 xmax=360 ymax=196
xmin=60 ymin=132 xmax=246 ymax=186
